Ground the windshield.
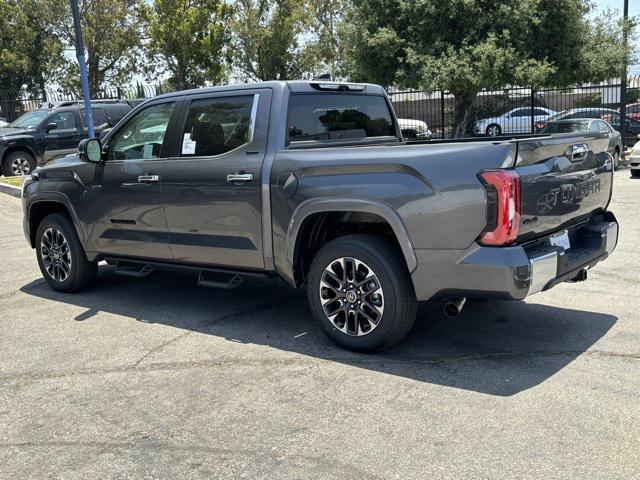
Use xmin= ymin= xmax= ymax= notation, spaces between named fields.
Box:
xmin=8 ymin=110 xmax=51 ymax=129
xmin=541 ymin=122 xmax=590 ymax=134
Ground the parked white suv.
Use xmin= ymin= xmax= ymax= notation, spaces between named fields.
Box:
xmin=397 ymin=118 xmax=432 ymax=139
xmin=475 ymin=107 xmax=556 ymax=136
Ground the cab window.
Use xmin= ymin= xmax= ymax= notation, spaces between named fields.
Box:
xmin=108 ymin=102 xmax=175 ymax=161
xmin=509 ymin=109 xmax=528 ymax=117
xmin=180 ymin=96 xmax=254 ymax=157
xmin=80 ymin=108 xmax=107 ymax=127
xmin=287 ymin=94 xmax=395 ymax=143
xmin=47 ymin=111 xmax=77 ymax=130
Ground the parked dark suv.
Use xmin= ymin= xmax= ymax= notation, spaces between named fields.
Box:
xmin=0 ymin=100 xmax=133 ymax=176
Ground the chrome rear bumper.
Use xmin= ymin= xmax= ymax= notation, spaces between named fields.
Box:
xmin=528 ymin=219 xmax=618 ymax=295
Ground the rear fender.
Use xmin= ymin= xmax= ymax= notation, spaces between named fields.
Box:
xmin=286 ymin=197 xmax=418 ymax=272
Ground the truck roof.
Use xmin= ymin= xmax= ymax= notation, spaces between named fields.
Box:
xmin=152 ymin=80 xmax=387 ymax=101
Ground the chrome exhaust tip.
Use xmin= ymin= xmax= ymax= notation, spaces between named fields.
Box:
xmin=444 ymin=297 xmax=467 ymax=318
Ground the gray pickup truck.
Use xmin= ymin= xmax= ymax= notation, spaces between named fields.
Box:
xmin=21 ymin=81 xmax=618 ymax=351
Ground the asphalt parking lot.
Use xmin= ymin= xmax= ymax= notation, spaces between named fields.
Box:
xmin=0 ymin=171 xmax=638 ymax=479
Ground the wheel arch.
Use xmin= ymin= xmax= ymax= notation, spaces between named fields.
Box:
xmin=27 ymin=195 xmax=86 ymax=248
xmin=2 ymin=145 xmax=37 ymax=165
xmin=286 ymin=198 xmax=417 ymax=287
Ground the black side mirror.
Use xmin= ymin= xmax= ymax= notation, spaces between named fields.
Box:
xmin=78 ymin=138 xmax=103 ymax=163
xmin=44 ymin=122 xmax=57 ymax=132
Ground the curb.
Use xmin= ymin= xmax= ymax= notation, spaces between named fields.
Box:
xmin=0 ymin=182 xmax=21 ymax=198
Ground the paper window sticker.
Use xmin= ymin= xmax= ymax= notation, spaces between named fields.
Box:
xmin=182 ymin=133 xmax=196 ymax=155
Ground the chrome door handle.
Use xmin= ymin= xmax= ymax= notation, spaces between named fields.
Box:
xmin=138 ymin=174 xmax=159 ymax=183
xmin=227 ymin=173 xmax=254 ymax=183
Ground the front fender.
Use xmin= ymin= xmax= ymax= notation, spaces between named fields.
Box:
xmin=1 ymin=136 xmax=39 ymax=162
xmin=286 ymin=197 xmax=418 ymax=273
xmin=24 ymin=191 xmax=87 ymax=248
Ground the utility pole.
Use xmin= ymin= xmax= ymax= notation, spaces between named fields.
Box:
xmin=619 ymin=0 xmax=629 ymax=148
xmin=70 ymin=0 xmax=94 ymax=138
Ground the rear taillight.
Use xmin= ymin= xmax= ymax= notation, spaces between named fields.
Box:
xmin=478 ymin=170 xmax=521 ymax=246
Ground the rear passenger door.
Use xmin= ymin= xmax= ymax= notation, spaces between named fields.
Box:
xmin=161 ymin=89 xmax=271 ymax=269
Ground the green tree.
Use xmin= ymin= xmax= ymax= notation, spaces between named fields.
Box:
xmin=306 ymin=0 xmax=344 ymax=78
xmin=0 ymin=0 xmax=64 ymax=94
xmin=343 ymin=0 xmax=634 ymax=137
xmin=144 ymin=0 xmax=234 ymax=90
xmin=42 ymin=0 xmax=145 ymax=93
xmin=231 ymin=0 xmax=319 ymax=81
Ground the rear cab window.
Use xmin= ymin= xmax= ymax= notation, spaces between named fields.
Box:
xmin=286 ymin=93 xmax=397 ymax=146
xmin=80 ymin=108 xmax=107 ymax=127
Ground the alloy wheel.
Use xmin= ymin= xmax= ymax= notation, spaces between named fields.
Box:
xmin=40 ymin=228 xmax=72 ymax=282
xmin=486 ymin=125 xmax=500 ymax=137
xmin=11 ymin=156 xmax=31 ymax=176
xmin=319 ymin=257 xmax=384 ymax=336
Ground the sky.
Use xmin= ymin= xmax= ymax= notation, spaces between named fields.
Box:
xmin=593 ymin=0 xmax=639 ymax=17
xmin=593 ymin=0 xmax=640 ymax=75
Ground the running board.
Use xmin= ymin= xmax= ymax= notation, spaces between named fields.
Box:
xmin=105 ymin=256 xmax=270 ymax=289
xmin=197 ymin=271 xmax=244 ymax=289
xmin=114 ymin=261 xmax=154 ymax=278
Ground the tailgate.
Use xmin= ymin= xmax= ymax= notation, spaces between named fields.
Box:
xmin=513 ymin=132 xmax=614 ymax=242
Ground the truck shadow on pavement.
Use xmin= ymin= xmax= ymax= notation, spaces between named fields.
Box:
xmin=20 ymin=266 xmax=617 ymax=397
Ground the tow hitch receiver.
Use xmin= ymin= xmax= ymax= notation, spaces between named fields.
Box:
xmin=567 ymin=269 xmax=588 ymax=283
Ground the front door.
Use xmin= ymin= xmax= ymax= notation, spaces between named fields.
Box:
xmin=161 ymin=90 xmax=271 ymax=269
xmin=41 ymin=110 xmax=84 ymax=162
xmin=83 ymin=100 xmax=181 ymax=260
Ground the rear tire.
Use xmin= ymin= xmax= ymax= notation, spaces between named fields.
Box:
xmin=631 ymin=170 xmax=640 ymax=178
xmin=35 ymin=213 xmax=97 ymax=292
xmin=486 ymin=124 xmax=501 ymax=137
xmin=307 ymin=234 xmax=417 ymax=352
xmin=2 ymin=150 xmax=36 ymax=177
xmin=613 ymin=150 xmax=620 ymax=170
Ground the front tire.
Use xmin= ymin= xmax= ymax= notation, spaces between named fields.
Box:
xmin=486 ymin=124 xmax=501 ymax=137
xmin=2 ymin=150 xmax=36 ymax=177
xmin=613 ymin=150 xmax=620 ymax=170
xmin=35 ymin=213 xmax=97 ymax=292
xmin=631 ymin=170 xmax=640 ymax=178
xmin=307 ymin=234 xmax=417 ymax=352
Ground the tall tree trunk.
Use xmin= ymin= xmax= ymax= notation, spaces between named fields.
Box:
xmin=174 ymin=65 xmax=187 ymax=91
xmin=451 ymin=92 xmax=475 ymax=138
xmin=88 ymin=56 xmax=101 ymax=98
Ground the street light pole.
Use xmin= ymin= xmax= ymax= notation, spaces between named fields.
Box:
xmin=69 ymin=0 xmax=94 ymax=139
xmin=619 ymin=0 xmax=629 ymax=148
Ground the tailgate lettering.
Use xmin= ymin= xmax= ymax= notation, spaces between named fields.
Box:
xmin=536 ymin=178 xmax=601 ymax=214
